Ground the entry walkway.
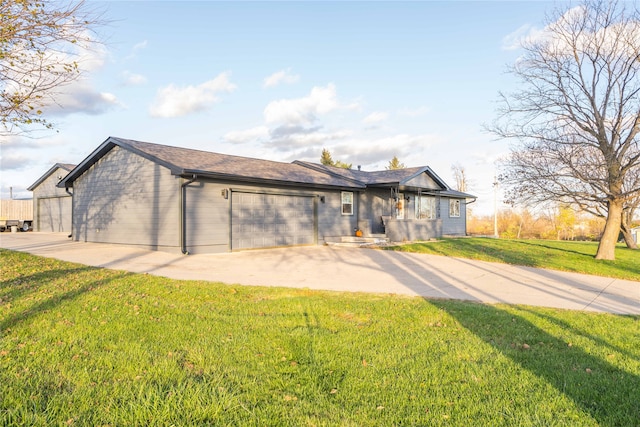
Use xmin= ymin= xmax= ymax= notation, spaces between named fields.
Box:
xmin=1 ymin=232 xmax=639 ymax=314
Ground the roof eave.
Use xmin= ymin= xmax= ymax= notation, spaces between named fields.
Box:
xmin=180 ymin=170 xmax=366 ymax=191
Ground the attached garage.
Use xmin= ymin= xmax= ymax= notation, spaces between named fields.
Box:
xmin=231 ymin=192 xmax=316 ymax=250
xmin=57 ymin=137 xmax=360 ymax=254
xmin=28 ymin=163 xmax=76 ymax=233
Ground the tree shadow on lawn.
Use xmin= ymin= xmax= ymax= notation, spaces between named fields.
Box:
xmin=515 ymin=307 xmax=640 ymax=363
xmin=1 ymin=269 xmax=133 ymax=331
xmin=0 ymin=266 xmax=96 ymax=307
xmin=430 ymin=299 xmax=640 ymax=425
xmin=453 ymin=239 xmax=609 ymax=268
xmin=397 ymin=239 xmax=547 ymax=268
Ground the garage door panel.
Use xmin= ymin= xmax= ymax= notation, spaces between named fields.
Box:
xmin=38 ymin=196 xmax=72 ymax=232
xmin=232 ymin=192 xmax=315 ymax=250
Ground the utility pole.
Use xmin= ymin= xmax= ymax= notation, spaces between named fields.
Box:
xmin=493 ymin=176 xmax=499 ymax=238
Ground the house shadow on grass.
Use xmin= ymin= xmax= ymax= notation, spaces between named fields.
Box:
xmin=429 ymin=299 xmax=640 ymax=425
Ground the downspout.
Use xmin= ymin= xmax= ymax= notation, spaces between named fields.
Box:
xmin=65 ymin=187 xmax=73 ymax=239
xmin=180 ymin=174 xmax=197 ymax=254
xmin=464 ymin=197 xmax=477 ymax=236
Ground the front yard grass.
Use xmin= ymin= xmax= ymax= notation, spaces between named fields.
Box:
xmin=1 ymin=249 xmax=639 ymax=426
xmin=386 ymin=238 xmax=640 ymax=281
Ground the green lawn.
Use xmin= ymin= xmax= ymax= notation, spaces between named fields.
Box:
xmin=386 ymin=238 xmax=640 ymax=281
xmin=1 ymin=249 xmax=639 ymax=426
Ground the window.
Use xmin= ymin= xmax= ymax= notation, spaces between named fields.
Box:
xmin=415 ymin=195 xmax=436 ymax=219
xmin=341 ymin=192 xmax=353 ymax=215
xmin=449 ymin=199 xmax=461 ymax=217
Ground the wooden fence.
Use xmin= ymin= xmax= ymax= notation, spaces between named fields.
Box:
xmin=0 ymin=199 xmax=33 ymax=220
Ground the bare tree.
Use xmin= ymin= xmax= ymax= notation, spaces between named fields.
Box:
xmin=0 ymin=0 xmax=104 ymax=137
xmin=621 ymin=167 xmax=640 ymax=248
xmin=491 ymin=0 xmax=640 ymax=260
xmin=451 ymin=163 xmax=472 ymax=192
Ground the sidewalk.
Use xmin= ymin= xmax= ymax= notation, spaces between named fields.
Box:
xmin=1 ymin=232 xmax=639 ymax=314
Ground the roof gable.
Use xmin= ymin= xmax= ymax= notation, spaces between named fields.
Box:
xmin=293 ymin=161 xmax=457 ymax=192
xmin=27 ymin=163 xmax=76 ymax=191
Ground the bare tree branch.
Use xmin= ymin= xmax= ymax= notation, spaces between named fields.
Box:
xmin=0 ymin=0 xmax=105 ymax=137
xmin=490 ymin=0 xmax=640 ymax=259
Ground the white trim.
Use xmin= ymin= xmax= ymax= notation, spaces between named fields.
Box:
xmin=341 ymin=191 xmax=354 ymax=215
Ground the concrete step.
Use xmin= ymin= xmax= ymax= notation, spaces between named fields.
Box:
xmin=324 ymin=235 xmax=390 ymax=247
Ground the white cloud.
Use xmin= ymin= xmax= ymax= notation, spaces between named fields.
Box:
xmin=223 ymin=126 xmax=270 ymax=144
xmin=501 ymin=24 xmax=545 ymax=51
xmin=263 ymin=83 xmax=358 ymax=125
xmin=121 ymin=71 xmax=147 ymax=86
xmin=363 ymin=111 xmax=388 ymax=124
xmin=268 ymin=128 xmax=352 ymax=150
xmin=331 ymin=133 xmax=440 ymax=167
xmin=149 ymin=72 xmax=237 ymax=118
xmin=503 ymin=6 xmax=640 ymax=55
xmin=125 ymin=40 xmax=149 ymax=61
xmin=25 ymin=38 xmax=121 ymax=117
xmin=263 ymin=68 xmax=300 ymax=88
xmin=0 ymin=152 xmax=32 ymax=170
xmin=45 ymin=83 xmax=121 ymax=116
xmin=133 ymin=40 xmax=148 ymax=52
xmin=398 ymin=106 xmax=430 ymax=117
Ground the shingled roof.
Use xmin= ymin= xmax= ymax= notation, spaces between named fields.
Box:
xmin=293 ymin=160 xmax=439 ymax=185
xmin=58 ymin=137 xmax=365 ymax=190
xmin=292 ymin=160 xmax=475 ymax=198
xmin=57 ymin=136 xmax=476 ymax=199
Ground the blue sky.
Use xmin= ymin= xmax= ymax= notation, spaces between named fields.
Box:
xmin=1 ymin=1 xmax=558 ymax=215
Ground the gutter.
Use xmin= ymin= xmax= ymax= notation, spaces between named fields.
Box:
xmin=180 ymin=174 xmax=198 ymax=254
xmin=65 ymin=187 xmax=73 ymax=238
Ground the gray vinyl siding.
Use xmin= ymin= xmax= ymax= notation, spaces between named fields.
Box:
xmin=384 ymin=218 xmax=442 ymax=242
xmin=357 ymin=188 xmax=392 ymax=235
xmin=72 ymin=146 xmax=180 ymax=250
xmin=441 ymin=197 xmax=467 ymax=236
xmin=32 ymin=167 xmax=72 ymax=232
xmin=317 ymin=190 xmax=358 ymax=239
xmin=183 ymin=181 xmax=229 ymax=253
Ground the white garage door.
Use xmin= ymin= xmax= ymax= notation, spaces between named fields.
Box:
xmin=38 ymin=196 xmax=72 ymax=232
xmin=231 ymin=192 xmax=315 ymax=250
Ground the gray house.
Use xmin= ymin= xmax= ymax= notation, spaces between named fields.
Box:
xmin=27 ymin=163 xmax=76 ymax=233
xmin=57 ymin=137 xmax=475 ymax=254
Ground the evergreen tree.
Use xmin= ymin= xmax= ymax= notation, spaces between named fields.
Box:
xmin=386 ymin=156 xmax=406 ymax=170
xmin=320 ymin=148 xmax=334 ymax=166
xmin=320 ymin=148 xmax=352 ymax=169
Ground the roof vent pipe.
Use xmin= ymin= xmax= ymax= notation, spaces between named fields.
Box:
xmin=357 ymin=165 xmax=361 ymax=171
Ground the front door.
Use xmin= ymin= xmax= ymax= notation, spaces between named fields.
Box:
xmin=396 ymin=193 xmax=404 ymax=219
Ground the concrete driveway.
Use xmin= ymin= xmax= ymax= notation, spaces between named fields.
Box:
xmin=1 ymin=232 xmax=639 ymax=314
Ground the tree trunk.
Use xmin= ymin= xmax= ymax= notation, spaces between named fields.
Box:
xmin=620 ymin=210 xmax=638 ymax=250
xmin=595 ymin=200 xmax=623 ymax=260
